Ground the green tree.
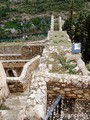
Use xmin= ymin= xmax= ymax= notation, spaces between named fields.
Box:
xmin=63 ymin=0 xmax=75 ymax=41
xmin=63 ymin=9 xmax=90 ymax=63
xmin=74 ymin=11 xmax=90 ymax=63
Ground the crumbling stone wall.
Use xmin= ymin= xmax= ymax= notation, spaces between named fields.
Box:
xmin=24 ymin=69 xmax=90 ymax=120
xmin=23 ymin=29 xmax=90 ymax=119
xmin=6 ymin=55 xmax=40 ymax=92
xmin=20 ymin=18 xmax=90 ymax=119
xmin=0 ymin=54 xmax=22 ymax=60
xmin=0 ymin=46 xmax=21 ymax=54
xmin=46 ymin=73 xmax=90 ymax=99
xmin=3 ymin=60 xmax=30 ymax=77
xmin=5 ymin=68 xmax=22 ymax=77
xmin=22 ymin=45 xmax=44 ymax=59
xmin=2 ymin=60 xmax=29 ymax=68
xmin=0 ymin=45 xmax=44 ymax=60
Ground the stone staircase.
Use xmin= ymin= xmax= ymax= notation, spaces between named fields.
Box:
xmin=0 ymin=90 xmax=29 ymax=120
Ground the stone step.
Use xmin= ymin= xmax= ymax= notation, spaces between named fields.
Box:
xmin=0 ymin=110 xmax=23 ymax=120
xmin=3 ymin=92 xmax=29 ymax=110
xmin=4 ymin=98 xmax=27 ymax=110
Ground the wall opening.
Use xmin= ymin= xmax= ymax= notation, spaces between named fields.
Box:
xmin=7 ymin=69 xmax=15 ymax=77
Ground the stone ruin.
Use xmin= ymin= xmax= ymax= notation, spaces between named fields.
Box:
xmin=0 ymin=16 xmax=90 ymax=120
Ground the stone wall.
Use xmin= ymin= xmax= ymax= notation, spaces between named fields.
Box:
xmin=21 ymin=45 xmax=44 ymax=59
xmin=0 ymin=54 xmax=22 ymax=60
xmin=0 ymin=46 xmax=21 ymax=54
xmin=24 ymin=39 xmax=90 ymax=120
xmin=50 ymin=15 xmax=54 ymax=31
xmin=3 ymin=60 xmax=30 ymax=77
xmin=24 ymin=69 xmax=90 ymax=120
xmin=23 ymin=69 xmax=47 ymax=120
xmin=2 ymin=60 xmax=29 ymax=68
xmin=0 ymin=62 xmax=9 ymax=105
xmin=0 ymin=45 xmax=44 ymax=60
xmin=6 ymin=55 xmax=40 ymax=92
xmin=45 ymin=73 xmax=90 ymax=99
xmin=59 ymin=16 xmax=62 ymax=31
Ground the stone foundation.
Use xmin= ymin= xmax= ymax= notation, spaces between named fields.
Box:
xmin=0 ymin=45 xmax=44 ymax=60
xmin=46 ymin=73 xmax=90 ymax=99
xmin=24 ymin=30 xmax=90 ymax=119
xmin=3 ymin=60 xmax=30 ymax=77
xmin=0 ymin=46 xmax=21 ymax=54
xmin=24 ymin=70 xmax=90 ymax=120
xmin=6 ymin=55 xmax=40 ymax=92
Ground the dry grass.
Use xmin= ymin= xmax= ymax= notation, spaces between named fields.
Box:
xmin=50 ymin=31 xmax=71 ymax=48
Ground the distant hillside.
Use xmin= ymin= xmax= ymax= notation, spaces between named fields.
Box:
xmin=0 ymin=0 xmax=89 ymax=21
xmin=0 ymin=0 xmax=90 ymax=42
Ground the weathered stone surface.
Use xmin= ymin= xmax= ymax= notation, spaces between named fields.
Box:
xmin=6 ymin=55 xmax=40 ymax=92
xmin=0 ymin=44 xmax=44 ymax=60
xmin=23 ymin=42 xmax=90 ymax=119
xmin=65 ymin=53 xmax=90 ymax=76
xmin=0 ymin=62 xmax=9 ymax=105
xmin=64 ymin=88 xmax=71 ymax=92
